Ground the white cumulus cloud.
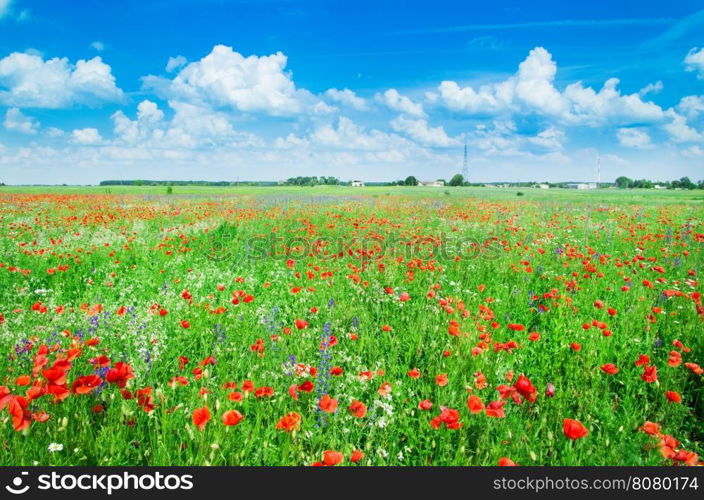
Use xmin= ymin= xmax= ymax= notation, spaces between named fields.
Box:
xmin=165 ymin=55 xmax=187 ymax=73
xmin=617 ymin=128 xmax=654 ymax=149
xmin=677 ymin=95 xmax=704 ymax=118
xmin=144 ymin=45 xmax=321 ymax=116
xmin=662 ymin=110 xmax=703 ymax=143
xmin=684 ymin=47 xmax=704 ymax=78
xmin=390 ymin=115 xmax=456 ymax=147
xmin=71 ymin=128 xmax=103 ymax=145
xmin=376 ymin=89 xmax=425 ymax=117
xmin=431 ymin=46 xmax=664 ymax=127
xmin=3 ymin=107 xmax=39 ymax=134
xmin=0 ymin=52 xmax=124 ymax=108
xmin=324 ymin=88 xmax=369 ymax=110
xmin=309 ymin=117 xmax=410 ymax=151
xmin=528 ymin=127 xmax=565 ymax=150
xmin=638 ymin=81 xmax=663 ymax=96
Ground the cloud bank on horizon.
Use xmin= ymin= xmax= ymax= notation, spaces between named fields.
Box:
xmin=0 ymin=0 xmax=702 ymax=184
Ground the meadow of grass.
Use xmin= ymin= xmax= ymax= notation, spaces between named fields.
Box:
xmin=0 ymin=186 xmax=701 ymax=466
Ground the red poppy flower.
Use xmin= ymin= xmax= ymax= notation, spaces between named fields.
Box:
xmin=222 ymin=410 xmax=244 ymax=426
xmin=418 ymin=399 xmax=433 ymax=410
xmin=71 ymin=375 xmax=103 ymax=395
xmin=192 ymin=405 xmax=211 ymax=431
xmin=254 ymin=386 xmax=274 ymax=398
xmin=635 ymin=354 xmax=650 ymax=367
xmin=105 ymin=362 xmax=134 ymax=388
xmin=8 ymin=396 xmax=30 ymax=432
xmin=323 ymin=450 xmax=344 ymax=466
xmin=685 ymin=362 xmax=703 ymax=375
xmin=665 ymin=391 xmax=681 ymax=403
xmin=642 ymin=365 xmax=658 ymax=383
xmin=641 ymin=421 xmax=661 ymax=436
xmin=319 ymin=394 xmax=338 ymax=413
xmin=276 ymin=412 xmax=301 ymax=432
xmin=435 ymin=407 xmax=462 ymax=429
xmin=667 ymin=351 xmax=682 ymax=367
xmin=600 ymin=363 xmax=619 ymax=375
xmin=513 ymin=374 xmax=537 ymax=403
xmin=563 ymin=418 xmax=588 ymax=440
xmin=348 ymin=399 xmax=367 ymax=418
xmin=298 ymin=380 xmax=314 ymax=393
xmin=467 ymin=395 xmax=484 ymax=414
xmin=485 ymin=400 xmax=506 ymax=418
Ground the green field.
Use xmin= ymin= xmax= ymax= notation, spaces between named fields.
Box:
xmin=0 ymin=187 xmax=701 ymax=466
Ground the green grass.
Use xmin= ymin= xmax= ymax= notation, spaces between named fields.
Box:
xmin=2 ymin=184 xmax=702 ymax=204
xmin=0 ymin=188 xmax=701 ymax=466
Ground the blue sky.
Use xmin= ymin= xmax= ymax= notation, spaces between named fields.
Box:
xmin=0 ymin=0 xmax=703 ymax=184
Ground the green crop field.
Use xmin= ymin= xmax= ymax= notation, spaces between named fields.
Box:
xmin=0 ymin=187 xmax=701 ymax=466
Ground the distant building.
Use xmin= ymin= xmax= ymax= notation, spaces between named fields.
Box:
xmin=350 ymin=180 xmax=365 ymax=187
xmin=534 ymin=184 xmax=550 ymax=189
xmin=565 ymin=182 xmax=593 ymax=190
xmin=419 ymin=180 xmax=445 ymax=187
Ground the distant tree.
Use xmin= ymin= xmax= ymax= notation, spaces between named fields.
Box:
xmin=404 ymin=176 xmax=418 ymax=186
xmin=449 ymin=174 xmax=464 ymax=186
xmin=632 ymin=179 xmax=653 ymax=189
xmin=615 ymin=176 xmax=633 ymax=189
xmin=674 ymin=176 xmax=696 ymax=189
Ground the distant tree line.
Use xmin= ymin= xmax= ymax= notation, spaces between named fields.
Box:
xmin=92 ymin=176 xmax=704 ymax=189
xmin=614 ymin=176 xmax=703 ymax=189
xmin=388 ymin=176 xmax=420 ymax=186
xmin=386 ymin=176 xmax=451 ymax=186
xmin=282 ymin=176 xmax=340 ymax=186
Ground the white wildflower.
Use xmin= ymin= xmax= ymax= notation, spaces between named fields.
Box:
xmin=48 ymin=443 xmax=63 ymax=452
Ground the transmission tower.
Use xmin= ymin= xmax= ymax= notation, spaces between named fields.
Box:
xmin=595 ymin=155 xmax=601 ymax=188
xmin=462 ymin=139 xmax=469 ymax=182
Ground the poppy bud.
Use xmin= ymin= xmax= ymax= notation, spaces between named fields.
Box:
xmin=545 ymin=383 xmax=555 ymax=398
